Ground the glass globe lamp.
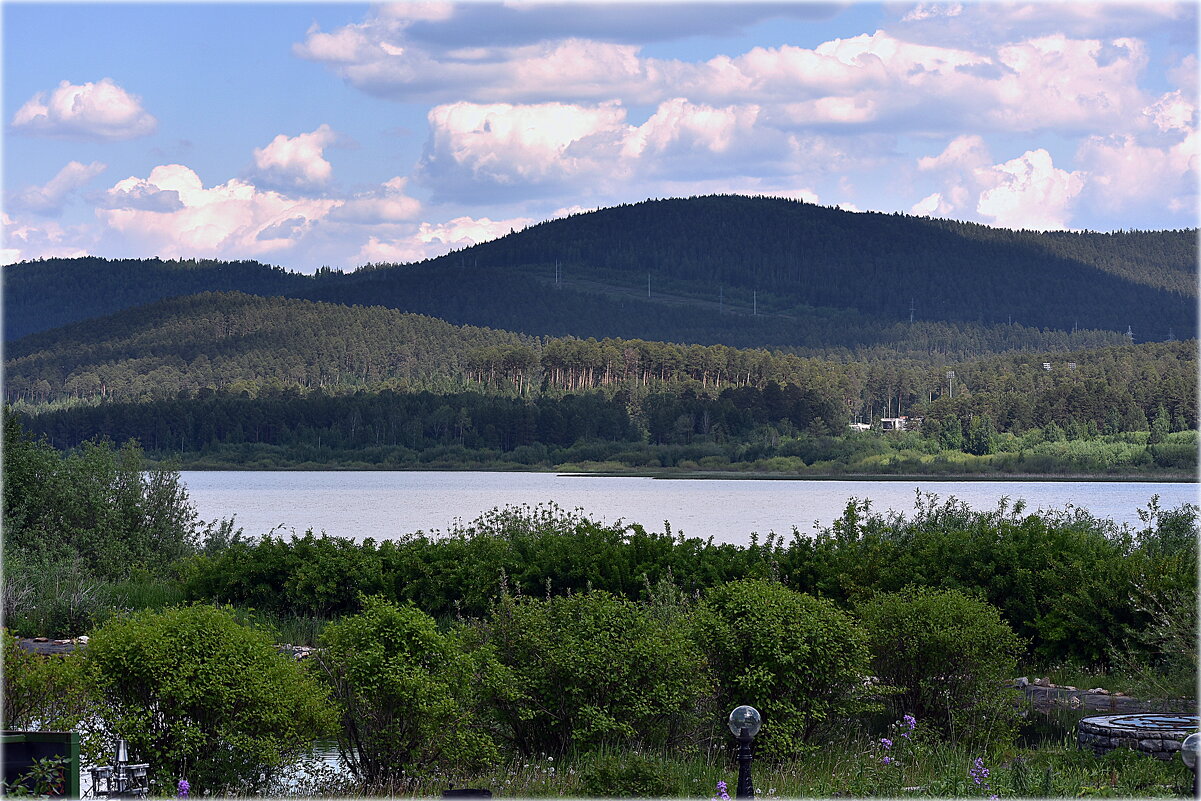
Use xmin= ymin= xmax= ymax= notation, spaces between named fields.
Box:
xmin=728 ymin=705 xmax=762 ymax=738
xmin=1181 ymin=732 xmax=1199 ymax=770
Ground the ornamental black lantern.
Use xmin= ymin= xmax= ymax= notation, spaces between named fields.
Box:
xmin=1180 ymin=731 xmax=1199 ymax=798
xmin=728 ymin=705 xmax=761 ymax=799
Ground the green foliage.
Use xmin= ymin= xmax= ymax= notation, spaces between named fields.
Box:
xmin=469 ymin=590 xmax=711 ymax=756
xmin=1 ymin=756 xmax=70 ymax=797
xmin=2 ymin=411 xmax=198 ymax=582
xmin=857 ymin=587 xmax=1024 ymax=746
xmin=2 ymin=632 xmax=108 ymax=765
xmin=576 ymin=751 xmax=677 ymax=798
xmin=314 ymin=596 xmax=499 ymax=789
xmin=696 ymin=579 xmax=872 ymax=758
xmin=83 ymin=604 xmax=335 ymax=795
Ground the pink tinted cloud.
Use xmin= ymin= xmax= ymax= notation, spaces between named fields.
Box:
xmin=11 ymin=79 xmax=157 ymax=140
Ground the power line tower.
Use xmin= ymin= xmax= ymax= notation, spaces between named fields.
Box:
xmin=1125 ymin=325 xmax=1135 ymax=344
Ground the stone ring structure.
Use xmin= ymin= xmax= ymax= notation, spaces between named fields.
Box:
xmin=1077 ymin=713 xmax=1200 ymax=760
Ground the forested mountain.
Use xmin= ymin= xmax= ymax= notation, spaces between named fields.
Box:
xmin=6 ymin=196 xmax=1195 ymax=347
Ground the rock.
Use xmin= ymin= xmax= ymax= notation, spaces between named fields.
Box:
xmin=1088 ymin=687 xmax=1108 ymax=695
xmin=1164 ymin=739 xmax=1182 ymax=752
xmin=76 ymin=635 xmax=89 ymax=644
xmin=1113 ymin=692 xmax=1126 ymax=697
xmin=1034 ymin=677 xmax=1051 ymax=687
xmin=33 ymin=637 xmax=48 ymax=642
xmin=1015 ymin=676 xmax=1030 ymax=688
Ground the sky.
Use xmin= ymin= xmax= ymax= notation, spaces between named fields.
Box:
xmin=2 ymin=1 xmax=1198 ymax=272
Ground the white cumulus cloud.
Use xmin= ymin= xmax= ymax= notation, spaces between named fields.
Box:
xmin=251 ymin=125 xmax=339 ymax=191
xmin=97 ymin=164 xmax=339 ymax=259
xmin=975 ymin=149 xmax=1084 ymax=230
xmin=11 ymin=79 xmax=157 ymax=140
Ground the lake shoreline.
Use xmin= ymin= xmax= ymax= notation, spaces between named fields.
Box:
xmin=162 ymin=460 xmax=1197 ymax=483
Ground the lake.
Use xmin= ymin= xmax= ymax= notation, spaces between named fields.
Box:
xmin=181 ymin=471 xmax=1198 ymax=545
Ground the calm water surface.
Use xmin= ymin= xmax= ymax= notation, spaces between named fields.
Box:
xmin=182 ymin=471 xmax=1198 ymax=545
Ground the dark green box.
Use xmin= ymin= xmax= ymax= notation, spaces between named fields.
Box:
xmin=1 ymin=730 xmax=80 ymax=799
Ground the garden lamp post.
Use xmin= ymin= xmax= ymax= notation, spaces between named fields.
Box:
xmin=1181 ymin=732 xmax=1199 ymax=798
xmin=728 ymin=705 xmax=761 ymax=799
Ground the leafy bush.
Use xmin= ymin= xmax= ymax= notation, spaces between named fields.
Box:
xmin=576 ymin=751 xmax=676 ymax=798
xmin=470 ymin=589 xmax=711 ymax=755
xmin=84 ymin=604 xmax=335 ymax=795
xmin=696 ymin=579 xmax=872 ymax=758
xmin=2 ymin=632 xmax=108 ymax=764
xmin=857 ymin=587 xmax=1024 ymax=746
xmin=3 ymin=412 xmax=199 ymax=581
xmin=314 ymin=596 xmax=499 ymax=789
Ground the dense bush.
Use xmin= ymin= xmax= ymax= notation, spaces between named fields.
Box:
xmin=469 ymin=590 xmax=711 ymax=756
xmin=315 ymin=596 xmax=498 ymax=789
xmin=2 ymin=632 xmax=108 ymax=764
xmin=857 ymin=587 xmax=1024 ymax=746
xmin=780 ymin=494 xmax=1193 ymax=666
xmin=696 ymin=579 xmax=872 ymax=758
xmin=3 ymin=411 xmax=198 ymax=580
xmin=84 ymin=604 xmax=335 ymax=795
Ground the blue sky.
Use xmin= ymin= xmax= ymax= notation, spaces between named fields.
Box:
xmin=3 ymin=1 xmax=1198 ymax=271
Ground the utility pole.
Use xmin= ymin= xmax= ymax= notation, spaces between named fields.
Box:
xmin=647 ymin=273 xmax=651 ymax=299
xmin=946 ymin=370 xmax=955 ymax=400
xmin=753 ymin=291 xmax=757 ymax=316
xmin=909 ymin=298 xmax=915 ymax=323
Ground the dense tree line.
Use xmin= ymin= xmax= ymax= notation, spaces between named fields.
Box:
xmin=6 ymin=292 xmax=1192 ymax=432
xmin=6 ymin=196 xmax=1194 ymax=346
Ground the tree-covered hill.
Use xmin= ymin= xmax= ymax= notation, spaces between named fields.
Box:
xmin=5 ymin=196 xmax=1195 ymax=346
xmin=6 ymin=290 xmax=1194 ymax=455
xmin=4 ymin=292 xmax=532 ymax=402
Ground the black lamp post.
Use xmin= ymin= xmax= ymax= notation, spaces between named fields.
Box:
xmin=1181 ymin=732 xmax=1199 ymax=798
xmin=728 ymin=705 xmax=761 ymax=799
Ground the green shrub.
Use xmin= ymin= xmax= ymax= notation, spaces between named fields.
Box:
xmin=314 ymin=596 xmax=499 ymax=789
xmin=2 ymin=412 xmax=199 ymax=582
xmin=471 ymin=590 xmax=711 ymax=755
xmin=696 ymin=579 xmax=872 ymax=758
xmin=576 ymin=751 xmax=676 ymax=798
xmin=84 ymin=604 xmax=335 ymax=795
xmin=857 ymin=587 xmax=1024 ymax=746
xmin=2 ymin=631 xmax=108 ymax=765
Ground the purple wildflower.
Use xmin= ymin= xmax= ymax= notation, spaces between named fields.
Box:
xmin=881 ymin=756 xmax=892 ymax=766
xmin=880 ymin=737 xmax=893 ymax=750
xmin=969 ymin=757 xmax=991 ymax=790
xmin=177 ymin=779 xmax=190 ymax=799
xmin=714 ymin=780 xmax=730 ymax=801
xmin=902 ymin=714 xmax=916 ymax=738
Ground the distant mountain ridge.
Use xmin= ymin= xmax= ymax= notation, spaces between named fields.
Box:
xmin=5 ymin=195 xmax=1196 ymax=346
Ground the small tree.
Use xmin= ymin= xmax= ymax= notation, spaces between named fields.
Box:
xmin=315 ymin=596 xmax=498 ymax=789
xmin=697 ymin=579 xmax=872 ymax=758
xmin=857 ymin=587 xmax=1024 ymax=746
xmin=85 ymin=605 xmax=334 ymax=795
xmin=471 ymin=590 xmax=711 ymax=756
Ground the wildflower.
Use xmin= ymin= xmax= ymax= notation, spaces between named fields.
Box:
xmin=880 ymin=737 xmax=893 ymax=750
xmin=177 ymin=779 xmax=190 ymax=799
xmin=902 ymin=714 xmax=917 ymax=738
xmin=713 ymin=779 xmax=731 ymax=801
xmin=969 ymin=757 xmax=993 ymax=796
xmin=882 ymin=756 xmax=892 ymax=766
